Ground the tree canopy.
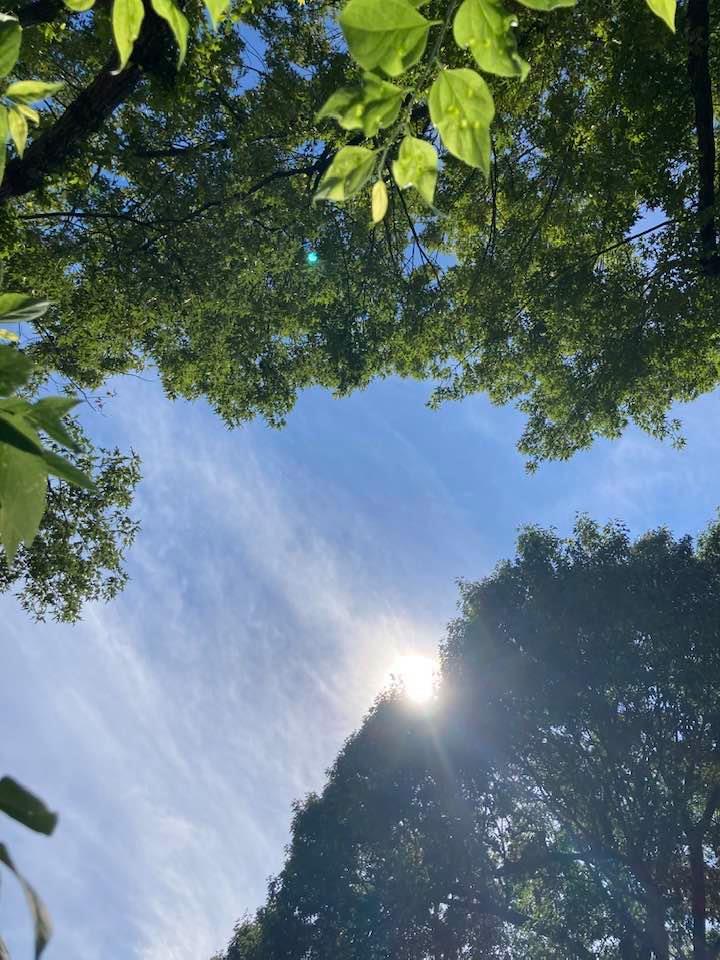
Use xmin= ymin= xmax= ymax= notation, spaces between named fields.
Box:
xmin=1 ymin=0 xmax=717 ymax=468
xmin=216 ymin=516 xmax=720 ymax=960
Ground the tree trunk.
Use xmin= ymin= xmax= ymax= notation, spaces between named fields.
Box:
xmin=689 ymin=830 xmax=708 ymax=960
xmin=687 ymin=0 xmax=720 ymax=276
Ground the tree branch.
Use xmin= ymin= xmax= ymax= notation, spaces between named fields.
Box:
xmin=0 ymin=19 xmax=169 ymax=204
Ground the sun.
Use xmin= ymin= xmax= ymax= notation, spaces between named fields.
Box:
xmin=391 ymin=654 xmax=438 ymax=704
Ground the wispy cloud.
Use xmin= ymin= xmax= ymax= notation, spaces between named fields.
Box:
xmin=2 ymin=377 xmax=442 ymax=960
xmin=4 ymin=375 xmax=720 ymax=960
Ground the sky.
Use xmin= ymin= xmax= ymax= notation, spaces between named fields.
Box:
xmin=2 ymin=371 xmax=720 ymax=960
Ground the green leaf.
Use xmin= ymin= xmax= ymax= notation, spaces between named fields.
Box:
xmin=645 ymin=0 xmax=675 ymax=30
xmin=0 ymin=344 xmax=32 ymax=395
xmin=63 ymin=0 xmax=96 ymax=9
xmin=392 ymin=134 xmax=438 ymax=206
xmin=317 ymin=73 xmax=404 ymax=138
xmin=0 ymin=843 xmax=52 ymax=959
xmin=0 ymin=19 xmax=21 ymax=80
xmin=28 ymin=396 xmax=81 ymax=451
xmin=5 ymin=80 xmax=63 ymax=105
xmin=0 ymin=328 xmax=19 ymax=342
xmin=8 ymin=106 xmax=27 ymax=158
xmin=453 ymin=0 xmax=529 ymax=80
xmin=0 ymin=421 xmax=48 ymax=562
xmin=0 ymin=778 xmax=58 ymax=835
xmin=42 ymin=449 xmax=95 ymax=490
xmin=0 ymin=293 xmax=51 ymax=324
xmin=371 ymin=178 xmax=388 ymax=223
xmin=204 ymin=0 xmax=231 ymax=28
xmin=338 ymin=0 xmax=438 ymax=77
xmin=315 ymin=146 xmax=377 ymax=202
xmin=515 ymin=0 xmax=575 ymax=8
xmin=150 ymin=0 xmax=189 ymax=67
xmin=16 ymin=103 xmax=39 ymax=124
xmin=429 ymin=68 xmax=494 ymax=175
xmin=112 ymin=0 xmax=145 ymax=72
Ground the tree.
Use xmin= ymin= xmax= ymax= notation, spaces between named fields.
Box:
xmin=217 ymin=517 xmax=720 ymax=960
xmin=0 ymin=431 xmax=141 ymax=622
xmin=1 ymin=0 xmax=717 ymax=467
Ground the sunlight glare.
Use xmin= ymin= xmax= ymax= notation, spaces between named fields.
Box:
xmin=391 ymin=654 xmax=438 ymax=704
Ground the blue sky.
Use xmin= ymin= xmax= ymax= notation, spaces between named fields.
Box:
xmin=2 ymin=372 xmax=719 ymax=960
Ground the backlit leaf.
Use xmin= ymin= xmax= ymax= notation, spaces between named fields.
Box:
xmin=150 ymin=0 xmax=189 ymax=66
xmin=28 ymin=396 xmax=81 ymax=451
xmin=8 ymin=106 xmax=27 ymax=158
xmin=453 ymin=0 xmax=529 ymax=79
xmin=339 ymin=0 xmax=438 ymax=77
xmin=392 ymin=134 xmax=438 ymax=206
xmin=112 ymin=0 xmax=144 ymax=72
xmin=645 ymin=0 xmax=675 ymax=30
xmin=0 ymin=293 xmax=51 ymax=324
xmin=315 ymin=146 xmax=377 ymax=202
xmin=0 ymin=419 xmax=47 ymax=562
xmin=5 ymin=80 xmax=63 ymax=104
xmin=63 ymin=0 xmax=96 ymax=9
xmin=317 ymin=73 xmax=404 ymax=138
xmin=0 ymin=19 xmax=21 ymax=80
xmin=371 ymin=179 xmax=388 ymax=223
xmin=0 ymin=344 xmax=32 ymax=395
xmin=16 ymin=104 xmax=39 ymax=124
xmin=204 ymin=0 xmax=231 ymax=28
xmin=42 ymin=450 xmax=95 ymax=490
xmin=429 ymin=68 xmax=494 ymax=175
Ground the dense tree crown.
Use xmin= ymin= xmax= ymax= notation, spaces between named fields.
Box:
xmin=216 ymin=518 xmax=720 ymax=960
xmin=0 ymin=0 xmax=715 ymax=470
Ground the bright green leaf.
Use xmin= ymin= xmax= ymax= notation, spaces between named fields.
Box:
xmin=338 ymin=0 xmax=438 ymax=77
xmin=0 ymin=293 xmax=51 ymax=324
xmin=645 ymin=0 xmax=675 ymax=30
xmin=150 ymin=0 xmax=189 ymax=67
xmin=0 ymin=420 xmax=48 ymax=563
xmin=0 ymin=344 xmax=32 ymax=395
xmin=204 ymin=0 xmax=231 ymax=28
xmin=315 ymin=146 xmax=377 ymax=202
xmin=0 ymin=843 xmax=52 ymax=958
xmin=0 ymin=328 xmax=18 ymax=342
xmin=63 ymin=0 xmax=96 ymax=9
xmin=453 ymin=0 xmax=529 ymax=80
xmin=428 ymin=68 xmax=494 ymax=174
xmin=0 ymin=19 xmax=21 ymax=80
xmin=42 ymin=449 xmax=95 ymax=490
xmin=317 ymin=73 xmax=404 ymax=138
xmin=5 ymin=80 xmax=63 ymax=105
xmin=8 ymin=106 xmax=27 ymax=158
xmin=371 ymin=179 xmax=388 ymax=223
xmin=0 ymin=778 xmax=58 ymax=835
xmin=112 ymin=0 xmax=145 ymax=72
xmin=28 ymin=396 xmax=81 ymax=451
xmin=392 ymin=134 xmax=438 ymax=206
xmin=16 ymin=103 xmax=39 ymax=124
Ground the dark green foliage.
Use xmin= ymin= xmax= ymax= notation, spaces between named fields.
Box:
xmin=0 ymin=432 xmax=141 ymax=622
xmin=3 ymin=0 xmax=718 ymax=465
xmin=218 ymin=517 xmax=720 ymax=960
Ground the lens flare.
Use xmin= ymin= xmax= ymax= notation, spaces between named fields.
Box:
xmin=391 ymin=654 xmax=438 ymax=703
